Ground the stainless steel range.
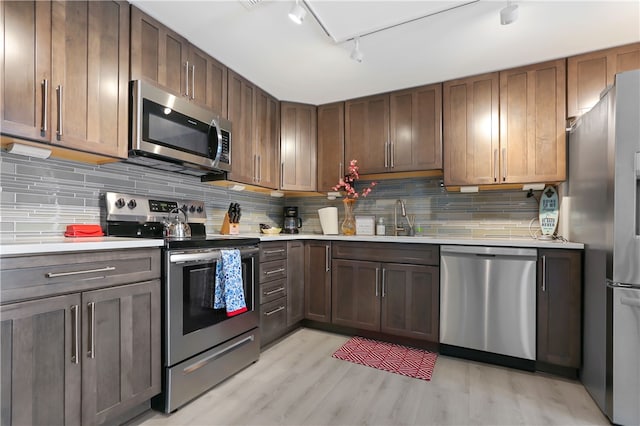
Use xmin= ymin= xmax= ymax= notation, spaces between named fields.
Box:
xmin=101 ymin=192 xmax=260 ymax=413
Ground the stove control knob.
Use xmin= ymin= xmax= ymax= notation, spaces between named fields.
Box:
xmin=196 ymin=206 xmax=203 ymax=213
xmin=115 ymin=198 xmax=126 ymax=209
xmin=127 ymin=199 xmax=137 ymax=209
xmin=189 ymin=205 xmax=196 ymax=213
xmin=181 ymin=204 xmax=188 ymax=212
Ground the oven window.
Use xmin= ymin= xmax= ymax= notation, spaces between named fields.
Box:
xmin=183 ymin=258 xmax=252 ymax=335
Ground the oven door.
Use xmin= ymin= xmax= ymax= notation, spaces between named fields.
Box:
xmin=165 ymin=246 xmax=258 ymax=367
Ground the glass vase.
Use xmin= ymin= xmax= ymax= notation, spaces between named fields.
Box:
xmin=341 ymin=198 xmax=356 ymax=236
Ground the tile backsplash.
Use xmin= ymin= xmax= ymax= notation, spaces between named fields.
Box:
xmin=0 ymin=152 xmax=540 ymax=239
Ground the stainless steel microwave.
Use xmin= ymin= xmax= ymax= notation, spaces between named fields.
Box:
xmin=128 ymin=80 xmax=231 ymax=176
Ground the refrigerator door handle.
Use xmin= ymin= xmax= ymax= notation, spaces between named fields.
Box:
xmin=621 ymin=296 xmax=640 ymax=308
xmin=607 ymin=279 xmax=640 ymax=289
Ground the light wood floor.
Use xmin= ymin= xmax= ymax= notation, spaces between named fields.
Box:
xmin=129 ymin=328 xmax=608 ymax=426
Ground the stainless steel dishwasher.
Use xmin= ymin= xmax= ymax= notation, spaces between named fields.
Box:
xmin=439 ymin=245 xmax=537 ymax=367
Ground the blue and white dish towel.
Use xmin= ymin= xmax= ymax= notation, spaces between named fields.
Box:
xmin=213 ymin=249 xmax=247 ymax=317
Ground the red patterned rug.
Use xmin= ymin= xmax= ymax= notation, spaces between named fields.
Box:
xmin=332 ymin=336 xmax=438 ymax=381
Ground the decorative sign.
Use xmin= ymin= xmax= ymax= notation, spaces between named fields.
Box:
xmin=539 ymin=186 xmax=559 ymax=239
xmin=355 ymin=216 xmax=375 ymax=236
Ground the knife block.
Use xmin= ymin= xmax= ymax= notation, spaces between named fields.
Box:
xmin=220 ymin=213 xmax=240 ymax=235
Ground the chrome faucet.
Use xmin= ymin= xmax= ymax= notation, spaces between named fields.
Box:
xmin=394 ymin=200 xmax=406 ymax=236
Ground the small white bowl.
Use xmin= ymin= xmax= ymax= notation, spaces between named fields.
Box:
xmin=260 ymin=227 xmax=282 ymax=235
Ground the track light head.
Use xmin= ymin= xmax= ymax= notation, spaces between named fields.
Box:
xmin=288 ymin=1 xmax=306 ymax=25
xmin=500 ymin=2 xmax=518 ymax=25
xmin=350 ymin=37 xmax=364 ymax=63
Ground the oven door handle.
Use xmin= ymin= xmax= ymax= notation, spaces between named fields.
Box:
xmin=170 ymin=246 xmax=259 ymax=263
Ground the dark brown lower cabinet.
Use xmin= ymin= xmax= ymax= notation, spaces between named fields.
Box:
xmin=380 ymin=263 xmax=439 ymax=341
xmin=331 ymin=257 xmax=439 ymax=342
xmin=0 ymin=279 xmax=161 ymax=426
xmin=304 ymin=241 xmax=332 ymax=323
xmin=331 ymin=259 xmax=380 ymax=331
xmin=286 ymin=241 xmax=304 ymax=326
xmin=537 ymin=249 xmax=582 ymax=370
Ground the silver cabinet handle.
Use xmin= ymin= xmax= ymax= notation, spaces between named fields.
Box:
xmin=183 ymin=335 xmax=254 ymax=374
xmin=253 ymin=154 xmax=258 ymax=182
xmin=265 ymin=305 xmax=285 ymax=316
xmin=541 ymin=255 xmax=547 ymax=292
xmin=280 ymin=162 xmax=284 ymax=188
xmin=338 ymin=162 xmax=343 ymax=181
xmin=384 ymin=142 xmax=389 ymax=168
xmin=263 ymin=287 xmax=285 ymax=296
xmin=263 ymin=249 xmax=286 ymax=254
xmin=390 ymin=142 xmax=395 ymax=168
xmin=264 ymin=267 xmax=285 ymax=276
xmin=46 ymin=266 xmax=115 ymax=278
xmin=41 ymin=79 xmax=48 ymax=133
xmin=184 ymin=61 xmax=189 ymax=98
xmin=191 ymin=65 xmax=195 ymax=100
xmin=382 ymin=268 xmax=386 ymax=297
xmin=325 ymin=245 xmax=330 ymax=272
xmin=375 ymin=267 xmax=380 ymax=296
xmin=56 ymin=85 xmax=63 ymax=140
xmin=493 ymin=149 xmax=498 ymax=182
xmin=502 ymin=147 xmax=507 ymax=181
xmin=257 ymin=155 xmax=262 ymax=183
xmin=71 ymin=304 xmax=79 ymax=364
xmin=88 ymin=302 xmax=95 ymax=359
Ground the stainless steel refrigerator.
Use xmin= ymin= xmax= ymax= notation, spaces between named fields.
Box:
xmin=568 ymin=69 xmax=640 ymax=425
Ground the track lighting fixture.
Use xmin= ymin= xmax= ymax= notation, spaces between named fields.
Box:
xmin=350 ymin=37 xmax=364 ymax=63
xmin=500 ymin=0 xmax=518 ymax=25
xmin=288 ymin=0 xmax=306 ymax=25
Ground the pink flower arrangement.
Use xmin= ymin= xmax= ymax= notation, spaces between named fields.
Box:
xmin=332 ymin=159 xmax=377 ymax=199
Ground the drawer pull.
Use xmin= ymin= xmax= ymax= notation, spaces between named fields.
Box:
xmin=263 ymin=249 xmax=286 ymax=254
xmin=46 ymin=266 xmax=116 ymax=278
xmin=265 ymin=306 xmax=285 ymax=316
xmin=264 ymin=287 xmax=285 ymax=296
xmin=264 ymin=267 xmax=285 ymax=276
xmin=183 ymin=335 xmax=255 ymax=374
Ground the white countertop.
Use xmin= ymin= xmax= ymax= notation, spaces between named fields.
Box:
xmin=254 ymin=233 xmax=584 ymax=249
xmin=0 ymin=236 xmax=165 ymax=256
xmin=0 ymin=233 xmax=583 ymax=256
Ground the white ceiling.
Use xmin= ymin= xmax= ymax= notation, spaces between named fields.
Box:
xmin=130 ymin=0 xmax=640 ymax=105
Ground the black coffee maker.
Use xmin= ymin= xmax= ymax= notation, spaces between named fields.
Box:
xmin=283 ymin=206 xmax=302 ymax=234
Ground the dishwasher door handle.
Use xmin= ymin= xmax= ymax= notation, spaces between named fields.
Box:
xmin=441 ymin=245 xmax=537 ymax=258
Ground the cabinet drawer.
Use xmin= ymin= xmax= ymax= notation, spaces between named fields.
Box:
xmin=259 ymin=259 xmax=287 ymax=283
xmin=0 ymin=248 xmax=161 ymax=304
xmin=260 ymin=242 xmax=287 ymax=262
xmin=332 ymin=242 xmax=439 ymax=266
xmin=260 ymin=296 xmax=287 ymax=345
xmin=260 ymin=278 xmax=287 ymax=304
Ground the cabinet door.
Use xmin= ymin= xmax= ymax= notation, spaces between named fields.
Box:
xmin=537 ymin=249 xmax=582 ymax=368
xmin=499 ymin=59 xmax=566 ymax=183
xmin=567 ymin=42 xmax=640 ymax=118
xmin=130 ymin=6 xmax=188 ymax=97
xmin=304 ymin=241 xmax=332 ymax=323
xmin=317 ymin=102 xmax=345 ymax=192
xmin=443 ymin=72 xmax=499 ymax=186
xmin=1 ymin=0 xmax=51 ymax=142
xmin=389 ymin=83 xmax=443 ymax=172
xmin=81 ymin=280 xmax=161 ymax=425
xmin=331 ymin=259 xmax=380 ymax=331
xmin=345 ymin=94 xmax=389 ymax=174
xmin=286 ymin=241 xmax=305 ymax=326
xmin=280 ymin=102 xmax=317 ymax=191
xmin=227 ymin=70 xmax=256 ymax=185
xmin=187 ymin=44 xmax=228 ymax=118
xmin=50 ymin=0 xmax=129 ymax=158
xmin=0 ymin=294 xmax=82 ymax=426
xmin=380 ymin=263 xmax=439 ymax=341
xmin=255 ymin=89 xmax=280 ymax=189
